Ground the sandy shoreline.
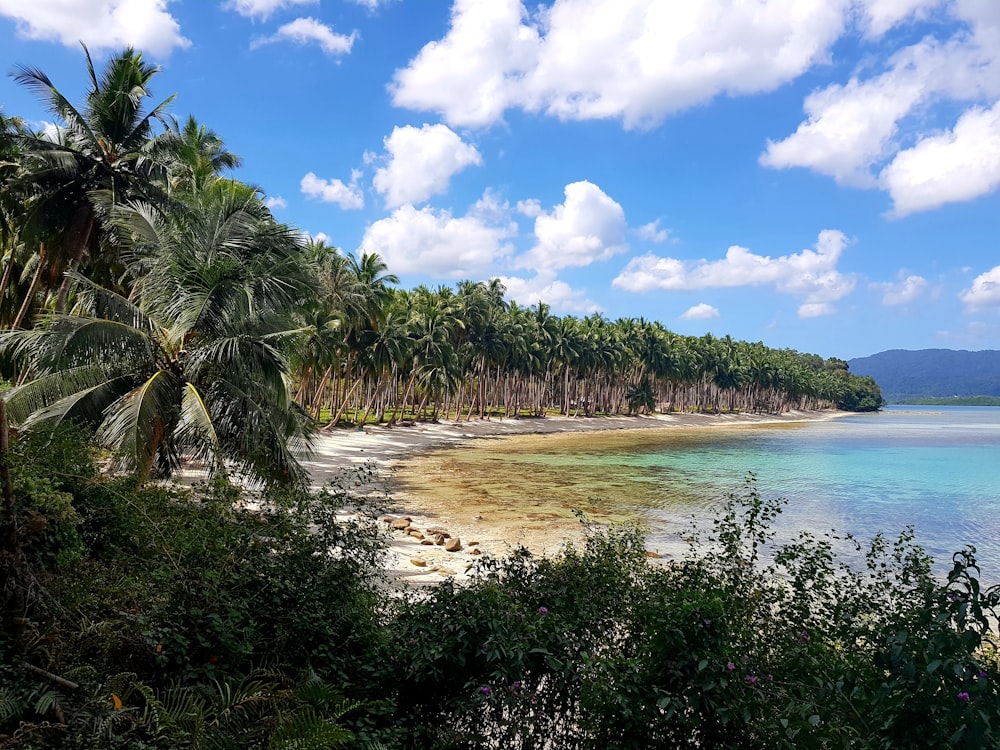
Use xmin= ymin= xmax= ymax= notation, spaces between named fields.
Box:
xmin=303 ymin=410 xmax=846 ymax=585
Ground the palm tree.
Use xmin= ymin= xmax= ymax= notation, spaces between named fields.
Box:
xmin=0 ymin=181 xmax=314 ymax=486
xmin=151 ymin=114 xmax=242 ymax=196
xmin=7 ymin=45 xmax=174 ymax=318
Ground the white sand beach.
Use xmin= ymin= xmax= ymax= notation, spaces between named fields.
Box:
xmin=303 ymin=410 xmax=845 ymax=586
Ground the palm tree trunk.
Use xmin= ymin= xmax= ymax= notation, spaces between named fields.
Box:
xmin=55 ymin=210 xmax=94 ymax=314
xmin=13 ymin=248 xmax=46 ymax=329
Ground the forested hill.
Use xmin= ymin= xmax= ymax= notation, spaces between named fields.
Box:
xmin=848 ymin=349 xmax=1000 ymax=403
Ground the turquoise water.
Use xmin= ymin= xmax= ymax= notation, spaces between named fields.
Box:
xmin=400 ymin=406 xmax=1000 ymax=581
xmin=626 ymin=407 xmax=1000 ymax=578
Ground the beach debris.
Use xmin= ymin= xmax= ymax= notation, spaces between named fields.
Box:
xmin=445 ymin=538 xmax=462 ymax=552
xmin=391 ymin=518 xmax=411 ymax=531
xmin=420 ymin=540 xmax=435 ymax=546
xmin=470 ymin=548 xmax=481 ymax=555
xmin=426 ymin=528 xmax=450 ymax=538
xmin=408 ymin=531 xmax=425 ymax=540
xmin=410 ymin=559 xmax=427 ymax=567
xmin=468 ymin=540 xmax=480 ymax=546
xmin=644 ymin=551 xmax=663 ymax=559
xmin=434 ymin=535 xmax=446 ymax=545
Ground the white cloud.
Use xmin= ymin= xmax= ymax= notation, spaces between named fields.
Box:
xmin=498 ymin=273 xmax=601 ymax=314
xmin=960 ymin=265 xmax=1000 ymax=310
xmin=681 ymin=303 xmax=720 ymax=320
xmin=875 ymin=273 xmax=928 ymax=305
xmin=517 ymin=181 xmax=628 ymax=273
xmin=613 ymin=229 xmax=855 ymax=318
xmin=372 ymin=124 xmax=482 ymax=208
xmin=762 ymin=4 xmax=1000 ymax=211
xmin=265 ymin=195 xmax=288 ymax=210
xmin=515 ymin=199 xmax=543 ymax=217
xmin=760 ymin=72 xmax=924 ymax=187
xmin=301 ymin=172 xmax=364 ymax=210
xmin=636 ymin=219 xmax=670 ymax=243
xmin=358 ymin=195 xmax=516 ymax=278
xmin=392 ymin=0 xmax=848 ymax=129
xmin=858 ymin=0 xmax=944 ymax=38
xmin=251 ymin=17 xmax=357 ymax=55
xmin=880 ymin=99 xmax=1000 ymax=216
xmin=225 ymin=0 xmax=315 ymax=20
xmin=0 ymin=0 xmax=190 ymax=57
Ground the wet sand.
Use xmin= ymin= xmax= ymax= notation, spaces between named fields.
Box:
xmin=303 ymin=410 xmax=845 ymax=584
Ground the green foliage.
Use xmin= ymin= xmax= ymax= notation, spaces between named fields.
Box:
xmin=3 ymin=421 xmax=997 ymax=749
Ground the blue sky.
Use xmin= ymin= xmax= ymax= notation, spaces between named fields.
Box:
xmin=1 ymin=0 xmax=998 ymax=360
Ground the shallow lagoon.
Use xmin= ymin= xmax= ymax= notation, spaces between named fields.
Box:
xmin=395 ymin=406 xmax=1000 ymax=581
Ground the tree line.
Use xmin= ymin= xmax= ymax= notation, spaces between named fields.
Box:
xmin=0 ymin=46 xmax=882 ymax=486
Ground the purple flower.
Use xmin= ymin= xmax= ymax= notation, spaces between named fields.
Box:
xmin=703 ymin=619 xmax=712 ymax=628
xmin=958 ymin=692 xmax=970 ymax=702
xmin=510 ymin=681 xmax=522 ymax=691
xmin=726 ymin=662 xmax=735 ymax=672
xmin=979 ymin=671 xmax=988 ymax=679
xmin=799 ymin=630 xmax=810 ymax=644
xmin=745 ymin=675 xmax=758 ymax=685
xmin=538 ymin=606 xmax=549 ymax=615
xmin=479 ymin=686 xmax=493 ymax=696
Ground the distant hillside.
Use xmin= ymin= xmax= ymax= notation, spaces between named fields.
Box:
xmin=848 ymin=349 xmax=1000 ymax=403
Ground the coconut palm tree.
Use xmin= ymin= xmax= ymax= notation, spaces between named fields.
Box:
xmin=7 ymin=45 xmax=173 ymax=318
xmin=151 ymin=114 xmax=242 ymax=196
xmin=0 ymin=181 xmax=314 ymax=485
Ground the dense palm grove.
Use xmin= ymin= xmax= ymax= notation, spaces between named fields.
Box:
xmin=0 ymin=47 xmax=881 ymax=485
xmin=10 ymin=50 xmax=989 ymax=750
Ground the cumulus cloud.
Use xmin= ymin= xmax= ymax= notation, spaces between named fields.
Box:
xmin=960 ymin=265 xmax=1000 ymax=310
xmin=301 ymin=171 xmax=364 ymax=210
xmin=251 ymin=17 xmax=357 ymax=55
xmin=391 ymin=0 xmax=847 ymax=129
xmin=517 ymin=181 xmax=628 ymax=274
xmin=225 ymin=0 xmax=315 ymax=20
xmin=515 ymin=199 xmax=543 ymax=217
xmin=760 ymin=71 xmax=924 ymax=187
xmin=681 ymin=303 xmax=720 ymax=320
xmin=497 ymin=273 xmax=601 ymax=314
xmin=880 ymin=100 xmax=1000 ymax=216
xmin=0 ymin=0 xmax=190 ymax=57
xmin=358 ymin=194 xmax=516 ymax=278
xmin=613 ymin=229 xmax=855 ymax=318
xmin=859 ymin=0 xmax=944 ymax=38
xmin=372 ymin=124 xmax=482 ymax=208
xmin=636 ymin=219 xmax=670 ymax=243
xmin=265 ymin=195 xmax=288 ymax=210
xmin=875 ymin=273 xmax=928 ymax=305
xmin=762 ymin=3 xmax=1000 ymax=211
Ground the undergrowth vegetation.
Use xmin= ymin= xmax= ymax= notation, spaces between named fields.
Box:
xmin=2 ymin=429 xmax=998 ymax=748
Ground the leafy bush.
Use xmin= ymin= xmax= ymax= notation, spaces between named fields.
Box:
xmin=3 ymin=425 xmax=998 ymax=749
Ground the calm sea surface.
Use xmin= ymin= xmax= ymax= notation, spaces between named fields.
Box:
xmin=397 ymin=406 xmax=1000 ymax=581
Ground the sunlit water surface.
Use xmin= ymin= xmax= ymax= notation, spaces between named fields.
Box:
xmin=395 ymin=407 xmax=1000 ymax=581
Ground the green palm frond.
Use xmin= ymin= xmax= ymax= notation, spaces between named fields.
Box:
xmin=3 ymin=364 xmax=120 ymax=423
xmin=186 ymin=335 xmax=290 ymax=406
xmin=206 ymin=379 xmax=311 ymax=486
xmin=66 ymin=271 xmax=158 ymax=332
xmin=11 ymin=63 xmax=98 ymax=147
xmin=177 ymin=381 xmax=224 ymax=472
xmin=96 ymin=369 xmax=180 ymax=477
xmin=36 ymin=315 xmax=160 ymax=373
xmin=20 ymin=373 xmax=138 ymax=432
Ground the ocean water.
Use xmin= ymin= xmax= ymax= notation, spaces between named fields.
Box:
xmin=396 ymin=406 xmax=1000 ymax=581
